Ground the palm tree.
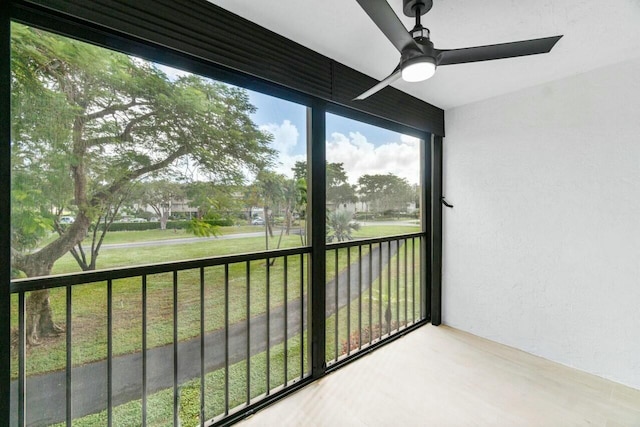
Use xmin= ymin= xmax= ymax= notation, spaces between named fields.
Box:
xmin=326 ymin=210 xmax=360 ymax=243
xmin=255 ymin=171 xmax=285 ymax=249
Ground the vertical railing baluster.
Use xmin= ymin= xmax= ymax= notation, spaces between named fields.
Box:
xmin=412 ymin=238 xmax=416 ymax=323
xmin=66 ymin=284 xmax=72 ymax=427
xmin=358 ymin=245 xmax=362 ymax=351
xmin=266 ymin=258 xmax=271 ymax=395
xmin=283 ymin=256 xmax=288 ymax=386
xmin=387 ymin=241 xmax=392 ymax=335
xmin=334 ymin=248 xmax=339 ymax=361
xmin=107 ymin=279 xmax=113 ymax=427
xmin=420 ymin=235 xmax=424 ymax=319
xmin=200 ymin=268 xmax=205 ymax=427
xmin=378 ymin=242 xmax=382 ymax=340
xmin=368 ymin=243 xmax=373 ymax=345
xmin=224 ymin=264 xmax=229 ymax=416
xmin=173 ymin=271 xmax=178 ymax=427
xmin=346 ymin=247 xmax=351 ymax=356
xmin=396 ymin=240 xmax=400 ymax=332
xmin=18 ymin=292 xmax=25 ymax=427
xmin=299 ymin=253 xmax=304 ymax=380
xmin=246 ymin=261 xmax=251 ymax=405
xmin=404 ymin=238 xmax=408 ymax=327
xmin=142 ymin=275 xmax=147 ymax=426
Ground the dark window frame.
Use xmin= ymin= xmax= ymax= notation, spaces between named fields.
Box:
xmin=1 ymin=1 xmax=442 ymax=424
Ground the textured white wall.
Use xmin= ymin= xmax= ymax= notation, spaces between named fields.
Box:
xmin=442 ymin=57 xmax=640 ymax=389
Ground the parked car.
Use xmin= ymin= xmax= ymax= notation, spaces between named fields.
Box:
xmin=129 ymin=218 xmax=147 ymax=223
xmin=252 ymin=217 xmax=265 ymax=225
xmin=59 ymin=216 xmax=75 ymax=224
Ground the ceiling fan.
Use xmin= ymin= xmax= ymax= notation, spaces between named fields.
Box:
xmin=354 ymin=0 xmax=563 ymax=100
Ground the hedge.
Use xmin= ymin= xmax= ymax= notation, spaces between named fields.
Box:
xmin=100 ymin=218 xmax=234 ymax=232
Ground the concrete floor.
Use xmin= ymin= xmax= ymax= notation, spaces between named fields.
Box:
xmin=238 ymin=325 xmax=640 ymax=426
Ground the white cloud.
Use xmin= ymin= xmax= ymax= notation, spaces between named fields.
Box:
xmin=326 ymin=132 xmax=421 ymax=185
xmin=260 ymin=120 xmax=299 ymax=154
xmin=260 ymin=120 xmax=303 ymax=178
xmin=400 ymin=134 xmax=420 ymax=146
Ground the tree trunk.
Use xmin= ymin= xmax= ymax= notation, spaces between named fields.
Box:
xmin=25 ymin=290 xmax=61 ymax=346
xmin=13 ymin=213 xmax=91 ymax=345
xmin=160 ymin=211 xmax=169 ymax=230
xmin=19 ymin=261 xmax=63 ymax=346
xmin=264 ymin=206 xmax=274 ymax=238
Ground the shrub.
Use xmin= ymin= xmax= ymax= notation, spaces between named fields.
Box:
xmin=99 ymin=218 xmax=234 ymax=232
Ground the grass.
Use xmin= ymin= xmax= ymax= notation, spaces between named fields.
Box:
xmin=12 ymin=225 xmax=418 ymax=378
xmin=325 ymin=239 xmax=424 ymax=363
xmin=36 ymin=221 xmax=417 ymax=251
xmin=51 ymin=334 xmax=310 ymax=427
xmin=46 ymin=238 xmax=424 ymax=426
xmin=15 ymin=226 xmax=424 ymax=426
xmin=12 ymin=253 xmax=308 ymax=378
xmin=353 ymin=224 xmax=420 ymax=239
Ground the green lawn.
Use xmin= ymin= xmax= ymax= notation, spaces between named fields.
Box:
xmin=36 ymin=221 xmax=417 ymax=252
xmin=12 ymin=226 xmax=419 ymax=426
xmin=13 ymin=224 xmax=421 ymax=378
xmin=37 ymin=224 xmax=285 ymax=248
xmin=27 ymin=231 xmax=420 ymax=426
xmin=49 ymin=236 xmax=425 ymax=427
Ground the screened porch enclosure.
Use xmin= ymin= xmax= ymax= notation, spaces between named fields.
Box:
xmin=1 ymin=1 xmax=444 ymax=426
xmin=10 ymin=234 xmax=427 ymax=425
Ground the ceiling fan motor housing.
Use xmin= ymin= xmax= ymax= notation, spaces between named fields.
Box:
xmin=403 ymin=0 xmax=433 ymax=17
xmin=411 ymin=25 xmax=430 ymax=42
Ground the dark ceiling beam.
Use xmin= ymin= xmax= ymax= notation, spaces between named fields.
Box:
xmin=20 ymin=0 xmax=444 ymax=136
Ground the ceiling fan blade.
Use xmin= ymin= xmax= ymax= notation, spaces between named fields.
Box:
xmin=356 ymin=0 xmax=418 ymax=53
xmin=436 ymin=35 xmax=563 ymax=66
xmin=353 ymin=66 xmax=402 ymax=100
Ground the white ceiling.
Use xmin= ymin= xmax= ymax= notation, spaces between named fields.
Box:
xmin=209 ymin=0 xmax=640 ymax=110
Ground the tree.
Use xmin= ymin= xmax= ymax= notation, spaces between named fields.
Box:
xmin=243 ymin=182 xmax=263 ymax=222
xmin=185 ymin=181 xmax=240 ymax=220
xmin=292 ymin=160 xmax=356 ymax=207
xmin=137 ymin=180 xmax=186 ymax=229
xmin=326 ymin=210 xmax=360 ymax=243
xmin=254 ymin=170 xmax=285 ymax=249
xmin=10 ymin=24 xmax=274 ymax=344
xmin=357 ymin=173 xmax=413 ymax=215
xmin=64 ymin=185 xmax=133 ymax=272
xmin=294 ymin=177 xmax=307 ymax=245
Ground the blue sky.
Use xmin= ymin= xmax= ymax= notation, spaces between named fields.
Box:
xmin=157 ymin=63 xmax=421 ymax=184
xmin=248 ymin=91 xmax=409 ymax=149
xmin=248 ymin=90 xmax=421 ymax=184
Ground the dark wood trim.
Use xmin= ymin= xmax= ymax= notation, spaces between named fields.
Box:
xmin=18 ymin=0 xmax=444 ymax=136
xmin=309 ymin=101 xmax=327 ymax=379
xmin=0 ymin=1 xmax=12 ymax=423
xmin=421 ymin=134 xmax=432 ymax=321
xmin=430 ymin=135 xmax=443 ymax=325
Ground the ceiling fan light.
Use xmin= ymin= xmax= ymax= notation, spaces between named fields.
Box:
xmin=401 ymin=56 xmax=436 ymax=82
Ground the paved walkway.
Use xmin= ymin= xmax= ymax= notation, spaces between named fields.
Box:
xmin=11 ymin=242 xmax=400 ymax=426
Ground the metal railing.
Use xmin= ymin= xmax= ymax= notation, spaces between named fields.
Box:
xmin=10 ymin=247 xmax=310 ymax=426
xmin=10 ymin=232 xmax=426 ymax=426
xmin=325 ymin=233 xmax=426 ymax=365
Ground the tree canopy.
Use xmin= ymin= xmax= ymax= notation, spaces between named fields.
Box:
xmin=10 ymin=23 xmax=275 ymax=343
xmin=10 ymin=23 xmax=275 ymax=277
xmin=293 ymin=160 xmax=357 ymax=206
xmin=357 ymin=173 xmax=413 ymax=214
